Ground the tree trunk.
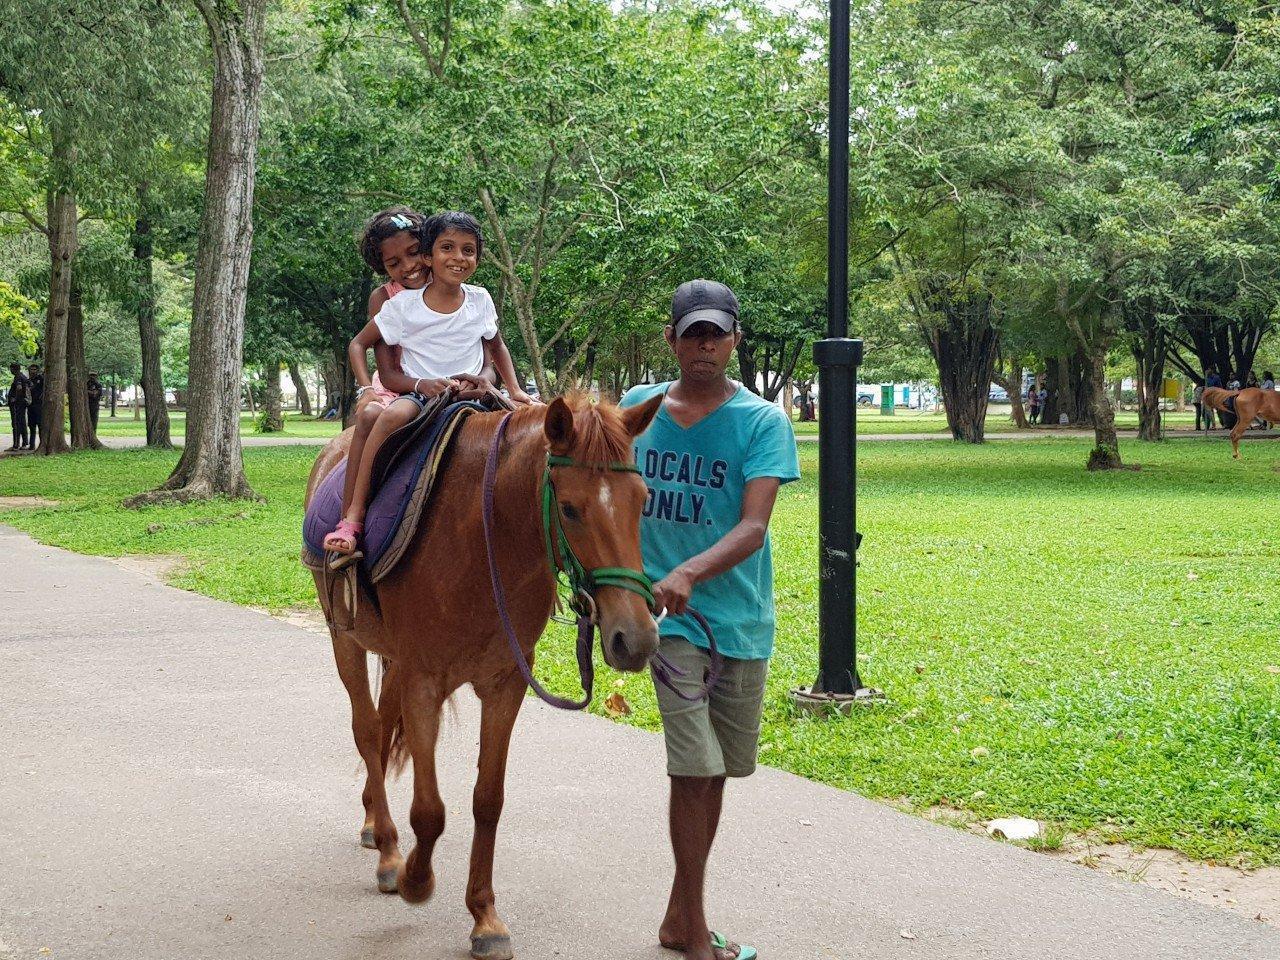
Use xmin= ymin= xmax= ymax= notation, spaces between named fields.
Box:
xmin=1084 ymin=335 xmax=1122 ymax=469
xmin=992 ymin=360 xmax=1026 ymax=428
xmin=134 ymin=387 xmax=141 ymax=420
xmin=262 ymin=361 xmax=283 ymax=431
xmin=782 ymin=380 xmax=794 ymax=420
xmin=134 ymin=187 xmax=172 ymax=448
xmin=244 ymin=377 xmax=256 ymax=415
xmin=320 ymin=357 xmax=339 ymax=415
xmin=132 ymin=0 xmax=266 ymax=504
xmin=922 ymin=294 xmax=998 ymax=443
xmin=38 ymin=140 xmax=75 ymax=456
xmin=288 ymin=359 xmax=311 ymax=416
xmin=66 ymin=280 xmax=102 ymax=450
xmin=335 ymin=343 xmax=356 ymax=427
xmin=736 ymin=341 xmax=759 ymax=396
xmin=1132 ymin=325 xmax=1166 ymax=443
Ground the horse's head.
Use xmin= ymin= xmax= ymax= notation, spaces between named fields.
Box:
xmin=543 ymin=394 xmax=663 ymax=672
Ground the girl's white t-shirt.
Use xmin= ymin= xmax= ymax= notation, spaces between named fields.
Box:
xmin=374 ymin=283 xmax=499 ymax=381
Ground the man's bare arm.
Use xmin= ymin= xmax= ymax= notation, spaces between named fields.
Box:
xmin=652 ymin=477 xmax=782 ymax=615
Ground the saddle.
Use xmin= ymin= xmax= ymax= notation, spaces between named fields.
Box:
xmin=302 ymin=387 xmax=514 ymax=583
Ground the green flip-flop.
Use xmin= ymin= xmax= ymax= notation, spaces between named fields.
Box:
xmin=710 ymin=931 xmax=757 ymax=960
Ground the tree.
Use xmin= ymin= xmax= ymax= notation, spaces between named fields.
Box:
xmin=131 ymin=0 xmax=267 ymax=504
xmin=0 ymin=1 xmax=193 ymax=454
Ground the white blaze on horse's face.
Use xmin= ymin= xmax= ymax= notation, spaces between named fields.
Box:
xmin=544 ymin=396 xmax=664 ymax=673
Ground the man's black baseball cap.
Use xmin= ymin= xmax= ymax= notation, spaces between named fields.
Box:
xmin=671 ymin=279 xmax=739 ymax=337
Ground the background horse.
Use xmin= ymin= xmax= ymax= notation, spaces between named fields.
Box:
xmin=1201 ymin=387 xmax=1280 ymax=458
xmin=305 ymin=394 xmax=662 ymax=960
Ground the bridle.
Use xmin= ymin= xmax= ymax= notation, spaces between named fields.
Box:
xmin=481 ymin=411 xmax=720 ymax=710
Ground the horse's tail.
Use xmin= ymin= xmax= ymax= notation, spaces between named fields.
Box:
xmin=387 ymin=712 xmax=410 ymax=778
xmin=1202 ymin=387 xmax=1239 ymax=414
xmin=384 ymin=686 xmax=458 ymax=779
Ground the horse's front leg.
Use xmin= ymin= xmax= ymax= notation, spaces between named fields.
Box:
xmin=466 ymin=669 xmax=527 ymax=960
xmin=330 ymin=630 xmax=403 ymax=893
xmin=396 ymin=674 xmax=446 ymax=905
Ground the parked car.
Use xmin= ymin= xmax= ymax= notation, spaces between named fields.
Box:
xmin=988 ymin=385 xmax=1009 ymax=402
xmin=857 ymin=391 xmax=875 ymax=406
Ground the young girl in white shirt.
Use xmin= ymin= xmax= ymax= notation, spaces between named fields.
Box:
xmin=323 ymin=211 xmax=532 ymax=555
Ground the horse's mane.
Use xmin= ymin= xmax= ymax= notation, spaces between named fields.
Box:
xmin=561 ymin=392 xmax=633 ymax=467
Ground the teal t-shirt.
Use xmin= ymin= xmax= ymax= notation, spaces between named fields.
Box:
xmin=620 ymin=382 xmax=800 ymax=661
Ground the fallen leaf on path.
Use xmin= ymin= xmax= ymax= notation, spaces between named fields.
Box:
xmin=899 ymin=930 xmax=917 ymax=940
xmin=603 ymin=692 xmax=631 ymax=717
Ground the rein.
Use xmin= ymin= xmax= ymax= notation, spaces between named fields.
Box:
xmin=481 ymin=411 xmax=721 ymax=711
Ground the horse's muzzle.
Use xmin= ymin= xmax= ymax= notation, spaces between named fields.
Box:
xmin=601 ymin=614 xmax=659 ymax=673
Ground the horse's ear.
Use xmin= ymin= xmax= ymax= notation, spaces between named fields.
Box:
xmin=544 ymin=397 xmax=576 ymax=453
xmin=621 ymin=393 xmax=663 ymax=439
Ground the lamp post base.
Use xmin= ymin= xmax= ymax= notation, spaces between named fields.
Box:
xmin=788 ymin=685 xmax=887 ymax=716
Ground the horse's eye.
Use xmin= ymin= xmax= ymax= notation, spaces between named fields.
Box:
xmin=560 ymin=502 xmax=581 ymax=522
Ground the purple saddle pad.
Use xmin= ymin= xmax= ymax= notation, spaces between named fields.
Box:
xmin=302 ymin=402 xmax=479 ymax=570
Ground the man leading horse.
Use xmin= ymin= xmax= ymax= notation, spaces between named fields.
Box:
xmin=623 ymin=280 xmax=800 ymax=960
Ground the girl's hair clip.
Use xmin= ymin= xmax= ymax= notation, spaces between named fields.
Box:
xmin=389 ymin=214 xmax=413 ymax=229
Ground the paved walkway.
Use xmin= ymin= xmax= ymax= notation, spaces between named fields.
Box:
xmin=2 ymin=527 xmax=1276 ymax=960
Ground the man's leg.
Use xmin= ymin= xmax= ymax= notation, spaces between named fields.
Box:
xmin=9 ymin=404 xmax=26 ymax=449
xmin=662 ymin=775 xmax=733 ymax=960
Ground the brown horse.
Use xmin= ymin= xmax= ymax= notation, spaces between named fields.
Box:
xmin=1201 ymin=387 xmax=1280 ymax=458
xmin=305 ymin=394 xmax=662 ymax=960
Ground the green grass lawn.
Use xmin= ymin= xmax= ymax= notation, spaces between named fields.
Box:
xmin=2 ymin=436 xmax=1278 ymax=865
xmin=92 ymin=410 xmax=342 ymax=439
xmin=792 ymin=407 xmax=1200 ymax=436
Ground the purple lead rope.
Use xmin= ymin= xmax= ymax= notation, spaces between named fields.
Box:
xmin=483 ymin=414 xmax=593 ymax=710
xmin=482 ymin=412 xmax=722 ymax=710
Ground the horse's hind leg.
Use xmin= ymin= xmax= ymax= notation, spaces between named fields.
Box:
xmin=465 ymin=670 xmax=526 ymax=960
xmin=361 ymin=658 xmax=403 ymax=848
xmin=1232 ymin=419 xmax=1247 ymax=458
xmin=331 ymin=631 xmax=403 ymax=892
xmin=396 ymin=675 xmax=446 ymax=905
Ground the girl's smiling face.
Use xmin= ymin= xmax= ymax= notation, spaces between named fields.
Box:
xmin=425 ymin=228 xmax=479 ymax=286
xmin=380 ymin=230 xmax=428 ymax=288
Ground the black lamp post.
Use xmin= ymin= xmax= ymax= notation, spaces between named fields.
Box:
xmin=790 ymin=0 xmax=882 ymax=713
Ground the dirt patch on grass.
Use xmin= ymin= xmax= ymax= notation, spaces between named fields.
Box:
xmin=921 ymin=805 xmax=1278 ymax=925
xmin=1045 ymin=840 xmax=1279 ymax=925
xmin=110 ymin=554 xmax=185 ymax=584
xmin=0 ymin=496 xmax=59 ymax=508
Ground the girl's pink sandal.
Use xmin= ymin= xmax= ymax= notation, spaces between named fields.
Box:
xmin=323 ymin=518 xmax=363 ymax=555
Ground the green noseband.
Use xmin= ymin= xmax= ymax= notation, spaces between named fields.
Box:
xmin=542 ymin=453 xmax=655 ymax=617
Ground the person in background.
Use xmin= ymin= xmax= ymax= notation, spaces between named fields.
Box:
xmin=25 ymin=363 xmax=42 ymax=449
xmin=1262 ymin=371 xmax=1275 ymax=391
xmin=1193 ymin=382 xmax=1207 ymax=431
xmin=1027 ymin=383 xmax=1041 ymax=425
xmin=6 ymin=362 xmax=30 ymax=451
xmin=87 ymin=372 xmax=103 ymax=431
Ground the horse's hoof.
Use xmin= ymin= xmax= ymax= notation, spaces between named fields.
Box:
xmin=376 ymin=866 xmax=399 ymax=893
xmin=360 ymin=826 xmax=376 ymax=849
xmin=470 ymin=934 xmax=514 ymax=960
xmin=396 ymin=863 xmax=435 ymax=904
